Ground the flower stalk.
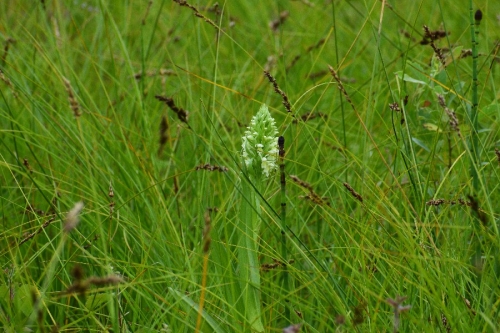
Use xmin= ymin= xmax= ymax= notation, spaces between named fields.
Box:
xmin=239 ymin=104 xmax=278 ymax=332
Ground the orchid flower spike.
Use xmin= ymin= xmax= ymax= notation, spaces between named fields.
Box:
xmin=241 ymin=104 xmax=279 ymax=179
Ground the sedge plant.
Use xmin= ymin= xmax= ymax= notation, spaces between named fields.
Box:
xmin=239 ymin=104 xmax=279 ymax=332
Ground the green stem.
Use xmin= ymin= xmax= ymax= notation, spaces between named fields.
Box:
xmin=239 ymin=175 xmax=264 ymax=333
xmin=279 ymin=136 xmax=290 ymax=322
xmin=469 ymin=3 xmax=481 ymax=193
xmin=468 ymin=3 xmax=486 ymax=298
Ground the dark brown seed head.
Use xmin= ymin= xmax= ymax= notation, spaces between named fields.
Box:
xmin=278 ymin=136 xmax=284 ymax=148
xmin=475 ymin=9 xmax=482 ymax=23
xmin=202 ymin=209 xmax=212 ymax=253
xmin=335 ymin=314 xmax=346 ymax=325
xmin=71 ymin=265 xmax=84 ymax=281
xmin=31 ymin=288 xmax=39 ymax=305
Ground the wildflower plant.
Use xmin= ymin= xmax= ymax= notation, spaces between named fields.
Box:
xmin=239 ymin=104 xmax=278 ymax=332
xmin=241 ymin=104 xmax=279 ymax=180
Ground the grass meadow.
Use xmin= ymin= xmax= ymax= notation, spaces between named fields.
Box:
xmin=1 ymin=0 xmax=500 ymax=332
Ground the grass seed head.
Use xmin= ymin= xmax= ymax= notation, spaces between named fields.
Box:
xmin=426 ymin=198 xmax=446 ymax=206
xmin=437 ymin=94 xmax=461 ymax=136
xmin=158 ymin=115 xmax=169 ymax=156
xmin=422 ymin=25 xmax=446 ymax=65
xmin=64 ymin=201 xmax=84 ymax=233
xmin=62 ymin=77 xmax=82 ymax=117
xmin=269 ymin=11 xmax=289 ymax=31
xmin=343 ymin=182 xmax=363 ymax=203
xmin=441 ymin=313 xmax=451 ymax=333
xmin=155 ymin=95 xmax=189 ymax=125
xmin=202 ymin=208 xmax=212 ymax=253
xmin=328 ymin=65 xmax=355 ymax=109
xmin=195 ymin=164 xmax=228 ymax=172
xmin=264 ymin=71 xmax=293 ymax=113
xmin=1 ymin=37 xmax=16 ymax=65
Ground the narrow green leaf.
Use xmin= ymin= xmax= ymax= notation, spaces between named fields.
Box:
xmin=395 ymin=71 xmax=428 ymax=85
xmin=411 ymin=137 xmax=431 ymax=152
xmin=170 ymin=288 xmax=227 ymax=333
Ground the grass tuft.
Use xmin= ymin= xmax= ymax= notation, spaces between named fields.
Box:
xmin=1 ymin=1 xmax=499 ymax=332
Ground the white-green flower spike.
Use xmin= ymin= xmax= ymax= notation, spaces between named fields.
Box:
xmin=241 ymin=104 xmax=279 ymax=179
xmin=237 ymin=104 xmax=278 ymax=333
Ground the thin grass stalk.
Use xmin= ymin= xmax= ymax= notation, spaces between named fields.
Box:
xmin=469 ymin=3 xmax=482 ymax=193
xmin=468 ymin=3 xmax=482 ymax=265
xmin=195 ymin=209 xmax=212 ymax=332
xmin=330 ymin=0 xmax=347 ymax=176
xmin=278 ymin=136 xmax=290 ymax=322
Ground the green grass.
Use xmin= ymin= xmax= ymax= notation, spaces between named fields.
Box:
xmin=1 ymin=0 xmax=499 ymax=332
